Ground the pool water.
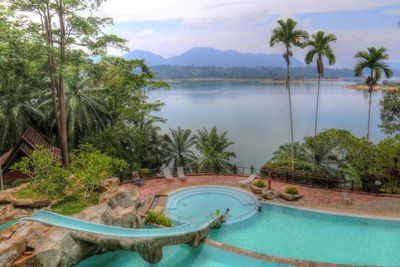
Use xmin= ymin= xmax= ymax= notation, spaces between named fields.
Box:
xmin=165 ymin=186 xmax=258 ymax=224
xmin=78 ymin=243 xmax=291 ymax=267
xmin=209 ymin=203 xmax=400 ymax=266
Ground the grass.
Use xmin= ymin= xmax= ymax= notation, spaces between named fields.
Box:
xmin=51 ymin=192 xmax=100 ymax=216
xmin=12 ymin=188 xmax=42 ymax=200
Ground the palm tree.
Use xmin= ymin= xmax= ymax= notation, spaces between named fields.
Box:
xmin=354 ymin=47 xmax=393 ymax=140
xmin=270 ymin=18 xmax=309 ymax=171
xmin=163 ymin=127 xmax=196 ymax=167
xmin=40 ymin=72 xmax=110 ymax=148
xmin=305 ymin=31 xmax=337 ymax=168
xmin=194 ymin=127 xmax=236 ymax=172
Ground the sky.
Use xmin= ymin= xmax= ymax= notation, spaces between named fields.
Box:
xmin=99 ymin=0 xmax=400 ymax=68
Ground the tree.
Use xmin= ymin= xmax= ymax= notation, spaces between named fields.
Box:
xmin=270 ymin=18 xmax=309 ymax=171
xmin=354 ymin=47 xmax=393 ymax=140
xmin=379 ymin=89 xmax=400 ymax=135
xmin=8 ymin=0 xmax=126 ymax=166
xmin=305 ymin=31 xmax=337 ymax=168
xmin=0 ymin=5 xmax=47 ymax=152
xmin=84 ymin=57 xmax=168 ymax=170
xmin=194 ymin=127 xmax=236 ymax=172
xmin=163 ymin=127 xmax=196 ymax=167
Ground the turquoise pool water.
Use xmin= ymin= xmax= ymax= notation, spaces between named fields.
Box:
xmin=78 ymin=243 xmax=291 ymax=267
xmin=165 ymin=186 xmax=258 ymax=224
xmin=0 ymin=218 xmax=20 ymax=231
xmin=209 ymin=203 xmax=400 ymax=266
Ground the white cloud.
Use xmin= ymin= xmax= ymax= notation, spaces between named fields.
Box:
xmin=100 ymin=0 xmax=399 ymax=23
xmin=137 ymin=29 xmax=155 ymax=37
xmin=383 ymin=9 xmax=400 ymax=15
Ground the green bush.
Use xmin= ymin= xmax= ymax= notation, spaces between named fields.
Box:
xmin=285 ymin=186 xmax=299 ymax=195
xmin=145 ymin=210 xmax=173 ymax=227
xmin=253 ymin=180 xmax=266 ymax=188
xmin=70 ymin=144 xmax=128 ymax=198
xmin=13 ymin=146 xmax=71 ymax=200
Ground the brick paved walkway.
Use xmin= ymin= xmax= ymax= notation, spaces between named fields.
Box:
xmin=128 ymin=174 xmax=400 ymax=218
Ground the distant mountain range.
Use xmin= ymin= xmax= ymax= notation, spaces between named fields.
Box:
xmin=123 ymin=47 xmax=306 ymax=68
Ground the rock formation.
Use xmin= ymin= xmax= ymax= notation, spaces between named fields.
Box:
xmin=0 ymin=178 xmax=143 ymax=267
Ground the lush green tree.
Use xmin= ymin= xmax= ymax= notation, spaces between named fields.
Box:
xmin=270 ymin=18 xmax=309 ymax=171
xmin=13 ymin=146 xmax=71 ymax=199
xmin=354 ymin=47 xmax=393 ymax=140
xmin=8 ymin=0 xmax=126 ymax=166
xmin=163 ymin=127 xmax=196 ymax=167
xmin=305 ymin=31 xmax=337 ymax=168
xmin=379 ymin=89 xmax=400 ymax=135
xmin=70 ymin=144 xmax=127 ymax=198
xmin=84 ymin=57 xmax=168 ymax=170
xmin=194 ymin=127 xmax=236 ymax=172
xmin=0 ymin=5 xmax=47 ymax=152
xmin=271 ymin=142 xmax=309 ymax=163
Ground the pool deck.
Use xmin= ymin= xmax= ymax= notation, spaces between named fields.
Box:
xmin=129 ymin=174 xmax=400 ymax=219
xmin=126 ymin=174 xmax=400 ymax=266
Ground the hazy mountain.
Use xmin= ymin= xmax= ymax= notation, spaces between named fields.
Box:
xmin=123 ymin=47 xmax=305 ymax=68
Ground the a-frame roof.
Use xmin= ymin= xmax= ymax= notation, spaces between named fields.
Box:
xmin=0 ymin=127 xmax=61 ymax=171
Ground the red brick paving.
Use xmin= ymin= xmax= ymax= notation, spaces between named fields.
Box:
xmin=127 ymin=174 xmax=400 ymax=218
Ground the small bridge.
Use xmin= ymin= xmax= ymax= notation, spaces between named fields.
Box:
xmin=23 ymin=210 xmax=226 ymax=263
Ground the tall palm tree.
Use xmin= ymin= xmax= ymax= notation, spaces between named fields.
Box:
xmin=305 ymin=31 xmax=337 ymax=168
xmin=270 ymin=18 xmax=309 ymax=171
xmin=194 ymin=126 xmax=236 ymax=172
xmin=354 ymin=47 xmax=393 ymax=140
xmin=163 ymin=127 xmax=196 ymax=167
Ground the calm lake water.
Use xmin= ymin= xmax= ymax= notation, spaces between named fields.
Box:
xmin=149 ymin=80 xmax=386 ymax=168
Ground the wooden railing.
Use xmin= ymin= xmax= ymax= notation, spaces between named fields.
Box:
xmin=122 ymin=164 xmax=398 ymax=195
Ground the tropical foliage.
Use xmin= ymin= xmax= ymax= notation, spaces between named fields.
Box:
xmin=264 ymin=128 xmax=400 ymax=193
xmin=70 ymin=144 xmax=128 ymax=197
xmin=380 ymin=89 xmax=400 ymax=136
xmin=194 ymin=127 xmax=236 ymax=172
xmin=163 ymin=127 xmax=196 ymax=167
xmin=13 ymin=145 xmax=127 ymax=200
xmin=13 ymin=146 xmax=71 ymax=199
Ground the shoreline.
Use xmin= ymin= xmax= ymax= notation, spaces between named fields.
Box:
xmin=344 ymin=84 xmax=400 ymax=91
xmin=164 ymin=78 xmax=343 ymax=84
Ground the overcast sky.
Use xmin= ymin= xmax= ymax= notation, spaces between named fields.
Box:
xmin=100 ymin=0 xmax=400 ymax=68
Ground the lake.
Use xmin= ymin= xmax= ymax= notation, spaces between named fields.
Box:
xmin=149 ymin=80 xmax=386 ymax=168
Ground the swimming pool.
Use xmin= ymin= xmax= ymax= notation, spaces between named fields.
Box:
xmin=165 ymin=186 xmax=258 ymax=224
xmin=78 ymin=243 xmax=291 ymax=267
xmin=209 ymin=202 xmax=400 ymax=266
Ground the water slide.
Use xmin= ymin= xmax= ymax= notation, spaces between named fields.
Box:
xmin=22 ymin=210 xmax=218 ymax=238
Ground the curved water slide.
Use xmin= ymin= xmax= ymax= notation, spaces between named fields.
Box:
xmin=22 ymin=210 xmax=225 ymax=263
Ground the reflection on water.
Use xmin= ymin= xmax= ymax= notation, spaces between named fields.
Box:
xmin=149 ymin=80 xmax=385 ymax=167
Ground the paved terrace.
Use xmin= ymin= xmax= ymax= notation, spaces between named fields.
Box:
xmin=128 ymin=174 xmax=400 ymax=218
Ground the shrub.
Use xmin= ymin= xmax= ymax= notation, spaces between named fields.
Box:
xmin=253 ymin=180 xmax=266 ymax=188
xmin=70 ymin=144 xmax=128 ymax=198
xmin=145 ymin=210 xmax=173 ymax=227
xmin=13 ymin=146 xmax=70 ymax=200
xmin=285 ymin=186 xmax=299 ymax=195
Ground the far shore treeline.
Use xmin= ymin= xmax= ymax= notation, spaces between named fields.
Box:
xmin=150 ymin=65 xmax=399 ymax=80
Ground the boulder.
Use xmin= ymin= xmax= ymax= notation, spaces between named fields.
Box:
xmin=250 ymin=185 xmax=264 ymax=194
xmin=261 ymin=190 xmax=280 ymax=200
xmin=0 ymin=178 xmax=142 ymax=267
xmin=279 ymin=193 xmax=303 ymax=201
